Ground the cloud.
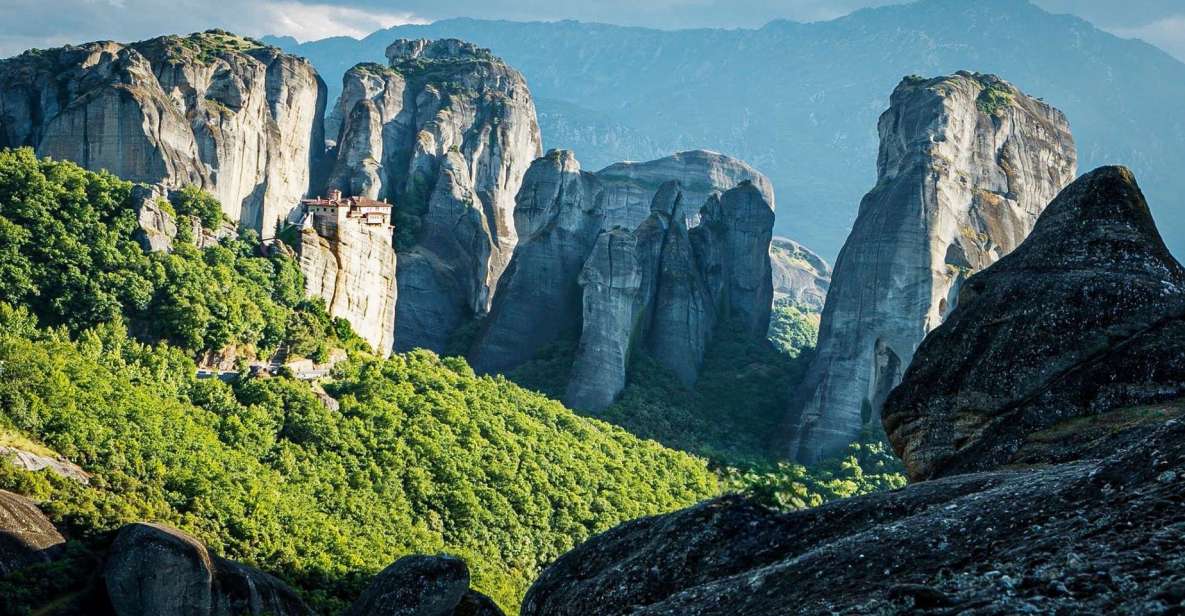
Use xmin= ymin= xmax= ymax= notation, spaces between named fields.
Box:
xmin=1109 ymin=14 xmax=1185 ymax=62
xmin=248 ymin=2 xmax=426 ymax=42
xmin=0 ymin=0 xmax=424 ymax=57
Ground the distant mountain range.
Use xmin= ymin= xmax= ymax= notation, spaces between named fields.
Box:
xmin=266 ymin=0 xmax=1185 ymax=260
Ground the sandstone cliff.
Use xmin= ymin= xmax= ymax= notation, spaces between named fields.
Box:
xmin=325 ymin=39 xmax=542 ymax=353
xmin=0 ymin=30 xmax=327 ymax=235
xmin=469 ymin=149 xmax=775 ymax=403
xmin=769 ymin=237 xmax=830 ymax=311
xmin=296 ymin=211 xmax=398 ymax=356
xmin=784 ymin=72 xmax=1077 ymax=463
xmin=884 ymin=166 xmax=1185 ymax=481
xmin=521 ymin=170 xmax=1185 ymax=615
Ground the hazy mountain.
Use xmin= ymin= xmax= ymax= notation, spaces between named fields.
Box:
xmin=266 ymin=0 xmax=1185 ymax=261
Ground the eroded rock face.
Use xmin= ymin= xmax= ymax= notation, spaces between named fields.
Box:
xmin=594 ymin=149 xmax=775 ymax=229
xmin=0 ymin=31 xmax=327 ymax=235
xmin=469 ymin=149 xmax=775 ymax=409
xmin=884 ymin=166 xmax=1185 ymax=481
xmin=785 ymin=72 xmax=1078 ymax=463
xmin=0 ymin=490 xmax=65 ymax=577
xmin=564 ymin=179 xmax=775 ymax=411
xmin=564 ymin=193 xmax=672 ymax=412
xmin=297 ymin=212 xmax=398 ymax=356
xmin=345 ymin=554 xmax=504 ymax=616
xmin=468 ymin=150 xmax=604 ymax=374
xmin=769 ymin=237 xmax=830 ymax=311
xmin=523 ymin=412 xmax=1185 ymax=615
xmin=105 ymin=523 xmax=313 ymax=616
xmin=325 ymin=39 xmax=542 ymax=353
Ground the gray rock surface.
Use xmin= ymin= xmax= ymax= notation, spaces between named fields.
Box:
xmin=105 ymin=522 xmax=313 ymax=616
xmin=0 ymin=31 xmax=327 ymax=236
xmin=595 ymin=149 xmax=774 ymax=229
xmin=884 ymin=166 xmax=1185 ymax=481
xmin=768 ymin=237 xmax=830 ymax=311
xmin=522 ymin=414 xmax=1185 ymax=615
xmin=564 ymin=179 xmax=775 ymax=411
xmin=470 ymin=149 xmax=775 ymax=401
xmin=325 ymin=38 xmax=542 ymax=354
xmin=132 ymin=184 xmax=179 ymax=253
xmin=0 ymin=489 xmax=66 ymax=577
xmin=345 ymin=554 xmax=503 ymax=616
xmin=564 ymin=190 xmax=673 ymax=411
xmin=468 ymin=150 xmax=604 ymax=374
xmin=297 ymin=208 xmax=398 ymax=355
xmin=785 ymin=72 xmax=1078 ymax=463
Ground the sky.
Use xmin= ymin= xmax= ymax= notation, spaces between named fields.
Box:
xmin=1 ymin=0 xmax=1184 ymax=63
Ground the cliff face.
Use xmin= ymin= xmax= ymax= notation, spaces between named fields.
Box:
xmin=769 ymin=237 xmax=830 ymax=311
xmin=594 ymin=149 xmax=775 ymax=230
xmin=565 ymin=179 xmax=774 ymax=411
xmin=297 ymin=213 xmax=398 ymax=356
xmin=467 ymin=150 xmax=605 ymax=374
xmin=326 ymin=39 xmax=542 ymax=353
xmin=784 ymin=72 xmax=1077 ymax=463
xmin=468 ymin=149 xmax=775 ymax=410
xmin=884 ymin=167 xmax=1185 ymax=481
xmin=0 ymin=31 xmax=326 ymax=235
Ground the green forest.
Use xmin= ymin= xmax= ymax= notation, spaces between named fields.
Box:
xmin=0 ymin=149 xmax=903 ymax=614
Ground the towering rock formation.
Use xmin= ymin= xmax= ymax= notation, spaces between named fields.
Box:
xmin=0 ymin=30 xmax=327 ymax=235
xmin=769 ymin=237 xmax=830 ymax=311
xmin=326 ymin=39 xmax=542 ymax=353
xmin=884 ymin=166 xmax=1185 ymax=481
xmin=467 ymin=150 xmax=605 ymax=373
xmin=468 ymin=149 xmax=775 ymax=411
xmin=784 ymin=72 xmax=1077 ymax=463
xmin=566 ymin=179 xmax=774 ymax=411
xmin=295 ymin=191 xmax=398 ymax=355
xmin=521 ymin=170 xmax=1185 ymax=615
xmin=564 ymin=186 xmax=679 ymax=411
xmin=594 ymin=149 xmax=775 ymax=229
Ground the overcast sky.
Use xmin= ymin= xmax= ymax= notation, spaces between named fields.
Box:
xmin=2 ymin=0 xmax=1184 ymax=62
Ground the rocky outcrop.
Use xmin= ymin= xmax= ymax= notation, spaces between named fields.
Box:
xmin=345 ymin=554 xmax=504 ymax=616
xmin=884 ymin=167 xmax=1185 ymax=481
xmin=324 ymin=39 xmax=542 ymax=353
xmin=132 ymin=184 xmax=179 ymax=253
xmin=0 ymin=447 xmax=91 ymax=484
xmin=0 ymin=30 xmax=327 ymax=236
xmin=297 ymin=212 xmax=398 ymax=355
xmin=523 ymin=412 xmax=1185 ymax=615
xmin=467 ymin=150 xmax=604 ymax=374
xmin=0 ymin=489 xmax=65 ymax=577
xmin=784 ymin=72 xmax=1078 ymax=463
xmin=131 ymin=184 xmax=238 ymax=253
xmin=469 ymin=150 xmax=774 ymax=402
xmin=564 ymin=179 xmax=775 ymax=411
xmin=594 ymin=149 xmax=775 ymax=229
xmin=769 ymin=237 xmax=830 ymax=311
xmin=564 ymin=193 xmax=672 ymax=412
xmin=105 ymin=522 xmax=313 ymax=616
